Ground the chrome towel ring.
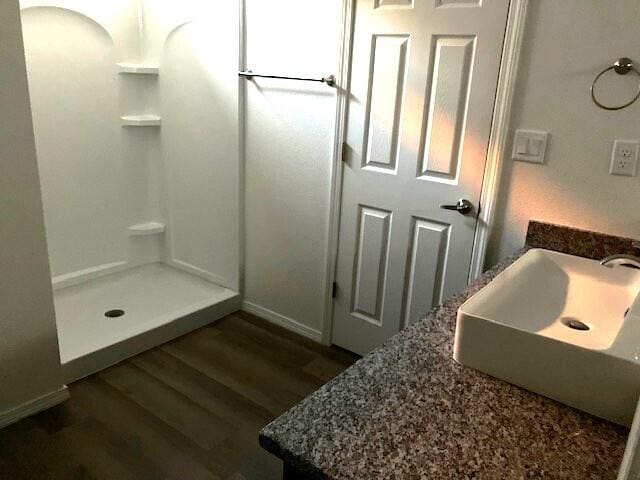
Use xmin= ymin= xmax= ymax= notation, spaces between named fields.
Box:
xmin=591 ymin=57 xmax=640 ymax=111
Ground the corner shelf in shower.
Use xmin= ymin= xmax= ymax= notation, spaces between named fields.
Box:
xmin=127 ymin=222 xmax=166 ymax=236
xmin=121 ymin=115 xmax=162 ymax=127
xmin=117 ymin=63 xmax=160 ymax=75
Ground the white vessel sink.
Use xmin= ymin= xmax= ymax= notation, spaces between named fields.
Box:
xmin=454 ymin=248 xmax=640 ymax=426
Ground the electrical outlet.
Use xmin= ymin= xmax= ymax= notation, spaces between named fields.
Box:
xmin=610 ymin=140 xmax=639 ymax=176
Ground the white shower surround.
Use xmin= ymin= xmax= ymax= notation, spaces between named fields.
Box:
xmin=20 ymin=0 xmax=241 ymax=381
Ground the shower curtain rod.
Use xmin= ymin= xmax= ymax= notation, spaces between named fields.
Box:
xmin=238 ymin=71 xmax=336 ymax=87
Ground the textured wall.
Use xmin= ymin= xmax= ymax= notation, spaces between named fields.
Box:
xmin=243 ymin=0 xmax=341 ymax=338
xmin=487 ymin=0 xmax=640 ymax=266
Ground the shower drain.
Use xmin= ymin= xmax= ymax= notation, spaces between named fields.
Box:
xmin=105 ymin=309 xmax=125 ymax=318
xmin=561 ymin=317 xmax=590 ymax=331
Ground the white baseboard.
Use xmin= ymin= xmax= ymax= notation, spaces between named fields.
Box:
xmin=0 ymin=386 xmax=69 ymax=429
xmin=241 ymin=301 xmax=323 ymax=342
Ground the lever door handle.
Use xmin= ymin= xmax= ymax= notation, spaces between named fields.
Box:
xmin=440 ymin=199 xmax=473 ymax=215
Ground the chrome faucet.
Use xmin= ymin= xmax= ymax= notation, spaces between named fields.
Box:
xmin=601 ymin=254 xmax=640 ymax=269
xmin=601 ymin=241 xmax=640 ymax=269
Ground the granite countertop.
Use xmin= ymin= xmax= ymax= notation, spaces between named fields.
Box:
xmin=260 ymin=222 xmax=633 ymax=479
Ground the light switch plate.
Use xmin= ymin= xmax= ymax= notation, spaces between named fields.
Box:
xmin=512 ymin=129 xmax=549 ymax=164
xmin=610 ymin=140 xmax=639 ymax=177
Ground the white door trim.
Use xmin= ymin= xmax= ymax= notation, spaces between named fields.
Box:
xmin=321 ymin=0 xmax=529 ymax=345
xmin=238 ymin=0 xmax=247 ymax=297
xmin=469 ymin=0 xmax=530 ymax=280
xmin=320 ymin=0 xmax=355 ymax=345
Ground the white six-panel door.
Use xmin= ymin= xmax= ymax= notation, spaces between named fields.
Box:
xmin=332 ymin=0 xmax=511 ymax=355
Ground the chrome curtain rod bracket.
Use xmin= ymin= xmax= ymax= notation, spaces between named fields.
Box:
xmin=238 ymin=70 xmax=336 ymax=88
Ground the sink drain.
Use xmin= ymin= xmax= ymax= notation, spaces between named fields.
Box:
xmin=105 ymin=309 xmax=125 ymax=318
xmin=561 ymin=317 xmax=590 ymax=331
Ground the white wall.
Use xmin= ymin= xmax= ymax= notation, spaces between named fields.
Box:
xmin=487 ymin=0 xmax=640 ymax=265
xmin=243 ymin=0 xmax=341 ymax=338
xmin=0 ymin=0 xmax=65 ymax=422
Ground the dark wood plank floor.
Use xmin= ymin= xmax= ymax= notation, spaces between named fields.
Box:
xmin=0 ymin=312 xmax=359 ymax=480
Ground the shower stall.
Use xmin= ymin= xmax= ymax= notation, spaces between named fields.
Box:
xmin=19 ymin=0 xmax=241 ymax=381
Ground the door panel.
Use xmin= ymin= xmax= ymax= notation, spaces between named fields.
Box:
xmin=363 ymin=35 xmax=409 ymax=172
xmin=403 ymin=217 xmax=450 ymax=326
xmin=352 ymin=206 xmax=392 ymax=323
xmin=375 ymin=0 xmax=414 ymax=8
xmin=420 ymin=36 xmax=474 ymax=180
xmin=435 ymin=0 xmax=481 ymax=7
xmin=332 ymin=0 xmax=510 ymax=355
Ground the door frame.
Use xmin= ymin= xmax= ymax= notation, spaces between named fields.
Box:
xmin=320 ymin=0 xmax=530 ymax=345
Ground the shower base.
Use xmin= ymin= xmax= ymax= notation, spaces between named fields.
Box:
xmin=54 ymin=262 xmax=240 ymax=382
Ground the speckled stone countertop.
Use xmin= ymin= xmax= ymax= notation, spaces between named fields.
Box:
xmin=260 ymin=222 xmax=632 ymax=479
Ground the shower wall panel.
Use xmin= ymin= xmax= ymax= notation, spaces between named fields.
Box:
xmin=21 ymin=7 xmax=130 ymax=279
xmin=20 ymin=0 xmax=240 ymax=292
xmin=154 ymin=1 xmax=240 ymax=291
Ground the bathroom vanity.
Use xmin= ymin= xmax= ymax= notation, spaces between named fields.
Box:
xmin=260 ymin=221 xmax=635 ymax=479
